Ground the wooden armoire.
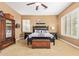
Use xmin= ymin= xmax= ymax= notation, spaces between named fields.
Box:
xmin=0 ymin=11 xmax=15 ymax=50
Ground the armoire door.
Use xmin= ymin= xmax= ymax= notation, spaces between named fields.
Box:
xmin=12 ymin=20 xmax=15 ymax=41
xmin=5 ymin=19 xmax=12 ymax=41
xmin=0 ymin=18 xmax=5 ymax=42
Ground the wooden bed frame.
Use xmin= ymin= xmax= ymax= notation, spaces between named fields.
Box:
xmin=27 ymin=25 xmax=55 ymax=46
xmin=33 ymin=26 xmax=49 ymax=32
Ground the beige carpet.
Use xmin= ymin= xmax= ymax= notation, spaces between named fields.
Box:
xmin=0 ymin=39 xmax=79 ymax=56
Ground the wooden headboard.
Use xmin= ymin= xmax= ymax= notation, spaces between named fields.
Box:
xmin=33 ymin=26 xmax=49 ymax=32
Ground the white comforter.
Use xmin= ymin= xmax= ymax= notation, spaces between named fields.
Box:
xmin=28 ymin=32 xmax=54 ymax=39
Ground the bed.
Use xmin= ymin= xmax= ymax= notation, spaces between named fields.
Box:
xmin=27 ymin=26 xmax=55 ymax=45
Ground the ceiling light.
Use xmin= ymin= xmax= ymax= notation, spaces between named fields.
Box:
xmin=35 ymin=2 xmax=41 ymax=6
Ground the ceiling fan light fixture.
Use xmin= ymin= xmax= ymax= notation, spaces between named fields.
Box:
xmin=35 ymin=2 xmax=41 ymax=6
xmin=26 ymin=2 xmax=48 ymax=11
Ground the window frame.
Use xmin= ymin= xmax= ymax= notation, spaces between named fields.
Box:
xmin=61 ymin=8 xmax=79 ymax=39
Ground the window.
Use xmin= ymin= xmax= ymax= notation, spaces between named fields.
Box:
xmin=22 ymin=20 xmax=30 ymax=32
xmin=61 ymin=8 xmax=79 ymax=39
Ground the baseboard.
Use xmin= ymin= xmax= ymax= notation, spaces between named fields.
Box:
xmin=60 ymin=39 xmax=79 ymax=49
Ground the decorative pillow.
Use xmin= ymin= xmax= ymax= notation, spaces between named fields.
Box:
xmin=42 ymin=30 xmax=48 ymax=33
xmin=35 ymin=30 xmax=41 ymax=33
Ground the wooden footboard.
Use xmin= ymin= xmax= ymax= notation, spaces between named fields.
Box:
xmin=32 ymin=39 xmax=50 ymax=48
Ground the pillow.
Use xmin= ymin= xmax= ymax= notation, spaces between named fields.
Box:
xmin=42 ymin=30 xmax=48 ymax=33
xmin=35 ymin=30 xmax=37 ymax=33
xmin=35 ymin=30 xmax=41 ymax=33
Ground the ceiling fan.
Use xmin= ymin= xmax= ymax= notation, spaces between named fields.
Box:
xmin=26 ymin=2 xmax=48 ymax=10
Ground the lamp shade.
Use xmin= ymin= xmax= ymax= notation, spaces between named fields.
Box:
xmin=52 ymin=26 xmax=55 ymax=30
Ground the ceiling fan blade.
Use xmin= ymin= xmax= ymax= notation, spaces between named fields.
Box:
xmin=41 ymin=3 xmax=48 ymax=8
xmin=36 ymin=6 xmax=39 ymax=10
xmin=27 ymin=2 xmax=35 ymax=5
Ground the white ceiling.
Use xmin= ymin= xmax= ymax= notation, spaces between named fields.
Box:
xmin=5 ymin=2 xmax=72 ymax=15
